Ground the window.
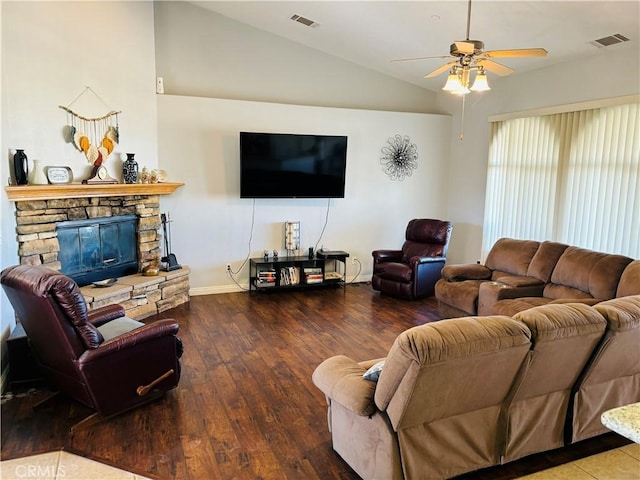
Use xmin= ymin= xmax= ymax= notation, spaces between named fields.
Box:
xmin=483 ymin=102 xmax=639 ymax=259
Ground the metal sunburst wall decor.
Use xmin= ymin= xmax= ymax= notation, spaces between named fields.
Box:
xmin=380 ymin=134 xmax=418 ymax=181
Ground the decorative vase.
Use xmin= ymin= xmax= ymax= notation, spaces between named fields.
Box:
xmin=139 ymin=166 xmax=150 ymax=184
xmin=13 ymin=149 xmax=29 ymax=185
xmin=29 ymin=159 xmax=48 ymax=185
xmin=123 ymin=153 xmax=138 ymax=184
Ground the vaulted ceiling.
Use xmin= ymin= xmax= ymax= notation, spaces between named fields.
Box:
xmin=192 ymin=1 xmax=639 ymax=92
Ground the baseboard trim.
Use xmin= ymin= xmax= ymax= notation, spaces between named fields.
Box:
xmin=189 ymin=285 xmax=247 ymax=296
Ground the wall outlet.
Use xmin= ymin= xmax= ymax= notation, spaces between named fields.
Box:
xmin=352 ymin=257 xmax=358 ymax=264
xmin=156 ymin=77 xmax=165 ymax=94
xmin=226 ymin=264 xmax=231 ymax=271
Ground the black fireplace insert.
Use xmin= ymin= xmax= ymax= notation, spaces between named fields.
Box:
xmin=56 ymin=215 xmax=138 ymax=286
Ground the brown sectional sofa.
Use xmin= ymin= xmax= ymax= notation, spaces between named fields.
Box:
xmin=312 ymin=295 xmax=640 ymax=480
xmin=435 ymin=238 xmax=638 ymax=318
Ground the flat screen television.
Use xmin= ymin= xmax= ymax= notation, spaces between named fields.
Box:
xmin=240 ymin=132 xmax=347 ymax=198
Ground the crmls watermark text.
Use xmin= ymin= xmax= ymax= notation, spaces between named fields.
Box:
xmin=13 ymin=464 xmax=65 ymax=478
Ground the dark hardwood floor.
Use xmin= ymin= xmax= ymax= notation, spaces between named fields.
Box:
xmin=1 ymin=283 xmax=629 ymax=479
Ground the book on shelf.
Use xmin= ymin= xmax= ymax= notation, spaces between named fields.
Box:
xmin=280 ymin=266 xmax=301 ymax=285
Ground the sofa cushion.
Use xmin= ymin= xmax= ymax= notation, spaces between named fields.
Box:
xmin=485 ymin=238 xmax=540 ymax=277
xmin=496 ymin=276 xmax=544 ymax=288
xmin=617 ymin=260 xmax=640 ymax=297
xmin=493 ymin=297 xmax=552 ymax=317
xmin=545 ymin=247 xmax=633 ymax=300
xmin=514 ymin=303 xmax=606 ymax=344
xmin=594 ymin=295 xmax=640 ymax=332
xmin=526 ymin=241 xmax=569 ymax=282
xmin=435 ymin=279 xmax=484 ymax=315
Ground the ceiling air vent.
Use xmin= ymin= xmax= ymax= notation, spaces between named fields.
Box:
xmin=591 ymin=33 xmax=630 ymax=48
xmin=290 ymin=14 xmax=320 ymax=29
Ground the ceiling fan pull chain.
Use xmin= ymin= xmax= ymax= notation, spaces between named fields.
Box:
xmin=460 ymin=95 xmax=466 ymax=141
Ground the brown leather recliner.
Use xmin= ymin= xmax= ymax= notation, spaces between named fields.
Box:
xmin=0 ymin=265 xmax=183 ymax=431
xmin=372 ymin=219 xmax=452 ymax=299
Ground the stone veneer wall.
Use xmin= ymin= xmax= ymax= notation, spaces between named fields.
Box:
xmin=11 ymin=194 xmax=189 ymax=319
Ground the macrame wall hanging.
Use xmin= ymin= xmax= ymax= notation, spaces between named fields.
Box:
xmin=59 ymin=86 xmax=121 ymax=167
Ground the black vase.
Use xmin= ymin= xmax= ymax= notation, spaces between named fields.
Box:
xmin=123 ymin=153 xmax=138 ymax=184
xmin=13 ymin=149 xmax=29 ymax=185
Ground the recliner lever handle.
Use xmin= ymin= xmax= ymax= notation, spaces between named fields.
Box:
xmin=136 ymin=369 xmax=174 ymax=396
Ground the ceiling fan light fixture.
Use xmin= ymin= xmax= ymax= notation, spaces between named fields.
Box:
xmin=470 ymin=69 xmax=490 ymax=92
xmin=454 ymin=84 xmax=471 ymax=95
xmin=442 ymin=72 xmax=462 ymax=92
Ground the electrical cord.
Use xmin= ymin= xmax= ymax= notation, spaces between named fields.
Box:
xmin=314 ymin=198 xmax=331 ymax=253
xmin=348 ymin=258 xmax=362 ymax=285
xmin=228 ymin=198 xmax=256 ymax=279
xmin=227 ymin=268 xmax=250 ymax=291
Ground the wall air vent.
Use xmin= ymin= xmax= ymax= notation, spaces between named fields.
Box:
xmin=591 ymin=33 xmax=630 ymax=48
xmin=290 ymin=14 xmax=320 ymax=29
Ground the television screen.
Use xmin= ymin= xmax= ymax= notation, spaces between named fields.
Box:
xmin=240 ymin=132 xmax=347 ymax=198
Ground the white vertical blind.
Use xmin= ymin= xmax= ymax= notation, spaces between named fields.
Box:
xmin=483 ymin=103 xmax=639 ymax=259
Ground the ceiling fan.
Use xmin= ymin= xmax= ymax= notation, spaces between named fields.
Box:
xmin=395 ymin=0 xmax=548 ymax=94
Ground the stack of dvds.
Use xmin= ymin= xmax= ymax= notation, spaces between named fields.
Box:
xmin=257 ymin=269 xmax=276 ymax=287
xmin=304 ymin=267 xmax=323 ymax=284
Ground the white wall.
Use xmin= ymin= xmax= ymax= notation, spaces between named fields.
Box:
xmin=1 ymin=1 xmax=158 ymax=335
xmin=153 ymin=1 xmax=439 ymax=114
xmin=439 ymin=46 xmax=640 ymax=264
xmin=158 ymin=95 xmax=451 ymax=292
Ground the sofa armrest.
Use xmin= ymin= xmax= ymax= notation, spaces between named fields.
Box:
xmin=79 ymin=319 xmax=180 ymax=363
xmin=372 ymin=249 xmax=403 ymax=264
xmin=312 ymin=355 xmax=378 ymax=416
xmin=413 ymin=256 xmax=446 ymax=265
xmin=478 ymin=281 xmax=546 ymax=316
xmin=441 ymin=263 xmax=492 ymax=281
xmin=88 ymin=304 xmax=126 ymax=327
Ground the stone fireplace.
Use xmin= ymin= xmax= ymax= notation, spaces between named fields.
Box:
xmin=15 ymin=195 xmax=162 ymax=275
xmin=5 ymin=184 xmax=189 ymax=319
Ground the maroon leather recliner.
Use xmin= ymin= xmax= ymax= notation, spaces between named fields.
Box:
xmin=372 ymin=219 xmax=453 ymax=299
xmin=1 ymin=265 xmax=183 ymax=430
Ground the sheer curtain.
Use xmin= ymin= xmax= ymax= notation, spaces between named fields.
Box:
xmin=483 ymin=102 xmax=639 ymax=259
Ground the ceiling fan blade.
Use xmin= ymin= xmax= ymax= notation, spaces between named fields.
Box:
xmin=424 ymin=61 xmax=458 ymax=78
xmin=483 ymin=48 xmax=548 ymax=58
xmin=392 ymin=55 xmax=454 ymax=63
xmin=477 ymin=59 xmax=514 ymax=76
xmin=454 ymin=41 xmax=475 ymax=55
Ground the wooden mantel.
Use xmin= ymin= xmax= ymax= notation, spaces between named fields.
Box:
xmin=4 ymin=182 xmax=184 ymax=202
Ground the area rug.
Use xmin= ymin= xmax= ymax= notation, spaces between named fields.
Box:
xmin=1 ymin=450 xmax=151 ymax=479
